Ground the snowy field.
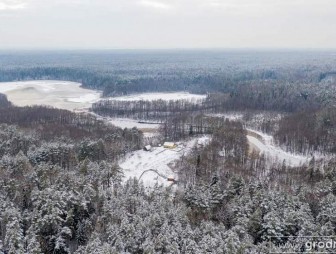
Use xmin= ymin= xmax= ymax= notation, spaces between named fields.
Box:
xmin=107 ymin=118 xmax=161 ymax=130
xmin=206 ymin=113 xmax=244 ymax=121
xmin=120 ymin=136 xmax=210 ymax=187
xmin=246 ymin=129 xmax=310 ymax=167
xmin=0 ymin=80 xmax=101 ymax=110
xmin=87 ymin=112 xmax=162 ymax=136
xmin=107 ymin=92 xmax=206 ymax=101
xmin=105 ymin=118 xmax=161 ymax=137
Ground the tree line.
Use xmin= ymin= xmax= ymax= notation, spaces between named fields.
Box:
xmin=275 ymin=107 xmax=336 ymax=154
xmin=91 ymin=98 xmax=208 ymax=121
xmin=0 ymin=94 xmax=11 ymax=108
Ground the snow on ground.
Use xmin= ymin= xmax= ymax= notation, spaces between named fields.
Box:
xmin=143 ymin=132 xmax=160 ymax=138
xmin=119 ymin=136 xmax=211 ymax=187
xmin=245 ymin=112 xmax=284 ymax=130
xmin=206 ymin=113 xmax=244 ymax=121
xmin=0 ymin=80 xmax=101 ymax=110
xmin=107 ymin=118 xmax=161 ymax=130
xmin=108 ymin=118 xmax=161 ymax=138
xmin=67 ymin=94 xmax=100 ymax=103
xmin=107 ymin=92 xmax=206 ymax=101
xmin=85 ymin=112 xmax=162 ymax=137
xmin=246 ymin=129 xmax=309 ymax=167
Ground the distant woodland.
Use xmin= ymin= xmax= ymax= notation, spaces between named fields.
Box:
xmin=0 ymin=51 xmax=335 ymax=98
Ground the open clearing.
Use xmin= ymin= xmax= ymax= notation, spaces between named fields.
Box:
xmin=107 ymin=118 xmax=161 ymax=130
xmin=120 ymin=136 xmax=210 ymax=187
xmin=87 ymin=113 xmax=162 ymax=135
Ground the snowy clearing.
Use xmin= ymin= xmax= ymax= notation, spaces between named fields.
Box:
xmin=87 ymin=111 xmax=162 ymax=134
xmin=206 ymin=112 xmax=244 ymax=121
xmin=0 ymin=80 xmax=101 ymax=110
xmin=86 ymin=113 xmax=162 ymax=136
xmin=119 ymin=136 xmax=210 ymax=187
xmin=107 ymin=92 xmax=206 ymax=101
xmin=246 ymin=129 xmax=310 ymax=167
xmin=107 ymin=118 xmax=161 ymax=130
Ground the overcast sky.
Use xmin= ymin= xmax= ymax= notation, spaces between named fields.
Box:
xmin=0 ymin=0 xmax=335 ymax=49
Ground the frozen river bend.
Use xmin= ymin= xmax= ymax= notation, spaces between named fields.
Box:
xmin=0 ymin=80 xmax=206 ymax=111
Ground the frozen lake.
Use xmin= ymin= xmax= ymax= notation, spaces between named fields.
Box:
xmin=0 ymin=81 xmax=207 ymax=111
xmin=0 ymin=80 xmax=208 ymax=134
xmin=0 ymin=80 xmax=102 ymax=110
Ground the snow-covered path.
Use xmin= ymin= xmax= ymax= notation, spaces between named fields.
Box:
xmin=246 ymin=129 xmax=310 ymax=167
xmin=119 ymin=136 xmax=210 ymax=187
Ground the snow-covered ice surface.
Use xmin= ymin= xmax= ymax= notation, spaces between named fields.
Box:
xmin=107 ymin=92 xmax=206 ymax=101
xmin=119 ymin=136 xmax=210 ymax=187
xmin=0 ymin=80 xmax=101 ymax=110
xmin=67 ymin=94 xmax=100 ymax=103
xmin=0 ymin=82 xmax=206 ymax=111
xmin=246 ymin=129 xmax=310 ymax=167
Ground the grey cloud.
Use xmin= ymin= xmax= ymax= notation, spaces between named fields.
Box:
xmin=0 ymin=0 xmax=26 ymax=10
xmin=0 ymin=0 xmax=335 ymax=49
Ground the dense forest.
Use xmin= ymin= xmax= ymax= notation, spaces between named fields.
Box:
xmin=1 ymin=98 xmax=336 ymax=253
xmin=1 ymin=50 xmax=336 ymax=253
xmin=275 ymin=107 xmax=336 ymax=154
xmin=1 ymin=50 xmax=336 ymax=97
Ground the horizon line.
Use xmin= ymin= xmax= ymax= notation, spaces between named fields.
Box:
xmin=1 ymin=47 xmax=336 ymax=52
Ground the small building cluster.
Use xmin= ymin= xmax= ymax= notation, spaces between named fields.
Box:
xmin=163 ymin=142 xmax=177 ymax=149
